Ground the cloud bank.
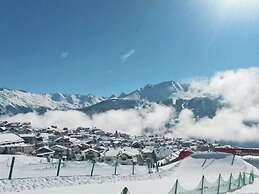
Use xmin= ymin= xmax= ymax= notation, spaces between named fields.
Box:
xmin=174 ymin=67 xmax=259 ymax=142
xmin=2 ymin=104 xmax=173 ymax=136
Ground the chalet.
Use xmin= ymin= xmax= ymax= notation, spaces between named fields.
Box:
xmin=99 ymin=140 xmax=111 ymax=147
xmin=0 ymin=133 xmax=34 ymax=154
xmin=40 ymin=133 xmax=56 ymax=144
xmin=77 ymin=141 xmax=91 ymax=150
xmin=36 ymin=146 xmax=54 ymax=157
xmin=131 ymin=141 xmax=143 ymax=148
xmin=94 ymin=145 xmax=107 ymax=153
xmin=54 ymin=136 xmax=72 ymax=147
xmin=19 ymin=133 xmax=37 ymax=144
xmin=155 ymin=146 xmax=174 ymax=160
xmin=0 ymin=133 xmax=23 ymax=146
xmin=53 ymin=136 xmax=81 ymax=148
xmin=0 ymin=127 xmax=7 ymax=132
xmin=102 ymin=148 xmax=121 ymax=163
xmin=82 ymin=148 xmax=101 ymax=161
xmin=0 ymin=143 xmax=34 ymax=154
xmin=119 ymin=147 xmax=141 ymax=165
xmin=5 ymin=122 xmax=21 ymax=128
xmin=51 ymin=145 xmax=72 ymax=160
xmin=141 ymin=147 xmax=156 ymax=162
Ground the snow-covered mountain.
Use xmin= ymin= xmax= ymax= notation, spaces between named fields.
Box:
xmin=121 ymin=81 xmax=189 ymax=102
xmin=0 ymin=88 xmax=105 ymax=115
xmin=0 ymin=81 xmax=219 ymax=118
xmin=81 ymin=81 xmax=189 ymax=114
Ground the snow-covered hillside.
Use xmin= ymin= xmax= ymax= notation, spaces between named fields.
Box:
xmin=0 ymin=152 xmax=257 ymax=194
xmin=0 ymin=88 xmax=105 ymax=115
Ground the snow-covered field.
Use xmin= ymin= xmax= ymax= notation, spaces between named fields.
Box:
xmin=0 ymin=155 xmax=152 ymax=179
xmin=0 ymin=152 xmax=258 ymax=194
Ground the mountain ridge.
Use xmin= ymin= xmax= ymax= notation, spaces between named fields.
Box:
xmin=0 ymin=81 xmax=218 ymax=118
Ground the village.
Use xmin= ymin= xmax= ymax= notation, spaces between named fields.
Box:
xmin=0 ymin=121 xmax=216 ymax=166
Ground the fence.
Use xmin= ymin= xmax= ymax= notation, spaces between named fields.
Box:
xmin=2 ymin=156 xmax=158 ymax=180
xmin=118 ymin=171 xmax=256 ymax=194
xmin=2 ymin=157 xmax=257 ymax=194
xmin=168 ymin=171 xmax=255 ymax=194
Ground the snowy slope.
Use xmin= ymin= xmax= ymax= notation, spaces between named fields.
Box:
xmin=232 ymin=179 xmax=259 ymax=193
xmin=1 ymin=152 xmax=257 ymax=194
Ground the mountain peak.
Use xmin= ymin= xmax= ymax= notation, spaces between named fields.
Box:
xmin=123 ymin=80 xmax=187 ymax=102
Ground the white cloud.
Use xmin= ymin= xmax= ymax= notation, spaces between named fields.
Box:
xmin=60 ymin=51 xmax=69 ymax=59
xmin=173 ymin=67 xmax=259 ymax=142
xmin=174 ymin=108 xmax=259 ymax=142
xmin=120 ymin=49 xmax=136 ymax=63
xmin=190 ymin=67 xmax=259 ymax=110
xmin=2 ymin=104 xmax=173 ymax=136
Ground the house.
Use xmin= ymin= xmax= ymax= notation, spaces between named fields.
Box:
xmin=51 ymin=145 xmax=72 ymax=160
xmin=155 ymin=146 xmax=174 ymax=160
xmin=81 ymin=148 xmax=101 ymax=161
xmin=131 ymin=141 xmax=143 ymax=148
xmin=54 ymin=136 xmax=80 ymax=148
xmin=141 ymin=147 xmax=156 ymax=163
xmin=93 ymin=145 xmax=107 ymax=153
xmin=0 ymin=133 xmax=24 ymax=146
xmin=40 ymin=133 xmax=56 ymax=144
xmin=0 ymin=133 xmax=34 ymax=154
xmin=78 ymin=141 xmax=91 ymax=150
xmin=0 ymin=127 xmax=7 ymax=132
xmin=102 ymin=148 xmax=121 ymax=163
xmin=54 ymin=136 xmax=72 ymax=147
xmin=0 ymin=143 xmax=34 ymax=154
xmin=36 ymin=146 xmax=54 ymax=158
xmin=119 ymin=147 xmax=141 ymax=165
xmin=19 ymin=133 xmax=37 ymax=144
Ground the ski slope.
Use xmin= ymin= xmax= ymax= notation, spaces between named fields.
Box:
xmin=1 ymin=152 xmax=257 ymax=194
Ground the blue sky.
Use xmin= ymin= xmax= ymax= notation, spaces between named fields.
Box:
xmin=1 ymin=0 xmax=259 ymax=96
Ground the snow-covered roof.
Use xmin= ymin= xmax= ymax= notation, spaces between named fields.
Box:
xmin=51 ymin=145 xmax=69 ymax=150
xmin=0 ymin=142 xmax=32 ymax=147
xmin=39 ymin=133 xmax=54 ymax=142
xmin=69 ymin=137 xmax=81 ymax=145
xmin=36 ymin=146 xmax=54 ymax=152
xmin=0 ymin=133 xmax=24 ymax=145
xmin=54 ymin=136 xmax=81 ymax=145
xmin=19 ymin=133 xmax=36 ymax=138
xmin=36 ymin=146 xmax=54 ymax=156
xmin=142 ymin=147 xmax=154 ymax=154
xmin=120 ymin=147 xmax=140 ymax=157
xmin=54 ymin=136 xmax=69 ymax=142
xmin=104 ymin=148 xmax=121 ymax=157
xmin=82 ymin=148 xmax=100 ymax=154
